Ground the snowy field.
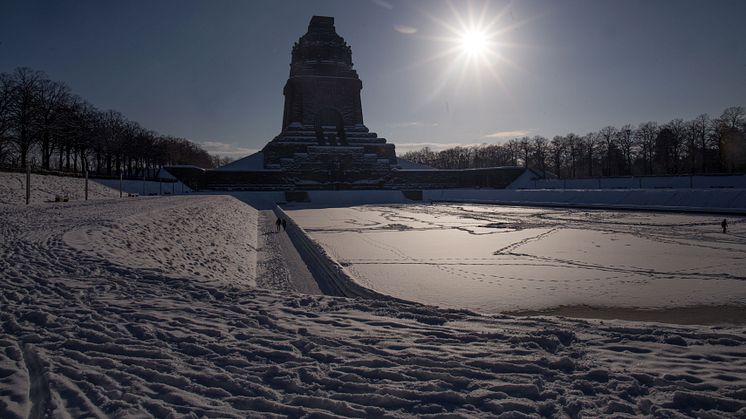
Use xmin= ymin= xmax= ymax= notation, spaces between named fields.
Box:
xmin=2 ymin=195 xmax=746 ymax=417
xmin=288 ymin=204 xmax=746 ymax=320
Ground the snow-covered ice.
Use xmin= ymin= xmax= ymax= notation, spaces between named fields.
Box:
xmin=288 ymin=203 xmax=746 ymax=317
xmin=2 ymin=194 xmax=746 ymax=417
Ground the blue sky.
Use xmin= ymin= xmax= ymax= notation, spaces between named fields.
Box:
xmin=1 ymin=0 xmax=744 ymax=157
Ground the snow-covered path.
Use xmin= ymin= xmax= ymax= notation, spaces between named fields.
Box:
xmin=256 ymin=210 xmax=321 ymax=294
xmin=2 ymin=196 xmax=746 ymax=417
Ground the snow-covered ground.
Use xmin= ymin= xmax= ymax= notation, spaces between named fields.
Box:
xmin=93 ymin=177 xmax=191 ymax=197
xmin=0 ymin=172 xmax=120 ymax=205
xmin=2 ymin=195 xmax=746 ymax=417
xmin=0 ymin=171 xmax=190 ymax=206
xmin=287 ymin=203 xmax=746 ymax=320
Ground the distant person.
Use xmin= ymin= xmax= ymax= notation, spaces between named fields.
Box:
xmin=722 ymin=219 xmax=728 ymax=234
xmin=282 ymin=219 xmax=287 ymax=231
xmin=275 ymin=217 xmax=281 ymax=232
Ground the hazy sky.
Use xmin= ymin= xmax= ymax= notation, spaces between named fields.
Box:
xmin=2 ymin=0 xmax=745 ymax=157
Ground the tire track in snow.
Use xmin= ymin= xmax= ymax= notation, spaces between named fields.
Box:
xmin=22 ymin=345 xmax=48 ymax=419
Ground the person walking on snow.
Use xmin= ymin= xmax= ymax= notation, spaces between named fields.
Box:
xmin=722 ymin=219 xmax=728 ymax=234
xmin=275 ymin=217 xmax=282 ymax=232
xmin=281 ymin=219 xmax=287 ymax=231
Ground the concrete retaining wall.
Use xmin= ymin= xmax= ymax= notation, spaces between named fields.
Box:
xmin=273 ymin=205 xmax=398 ymax=300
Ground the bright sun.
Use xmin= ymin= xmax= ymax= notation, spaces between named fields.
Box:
xmin=460 ymin=29 xmax=489 ymax=57
xmin=410 ymin=0 xmax=527 ymax=100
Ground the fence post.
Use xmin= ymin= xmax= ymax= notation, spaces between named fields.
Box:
xmin=85 ymin=169 xmax=89 ymax=200
xmin=25 ymin=164 xmax=30 ymax=205
xmin=119 ymin=172 xmax=123 ymax=198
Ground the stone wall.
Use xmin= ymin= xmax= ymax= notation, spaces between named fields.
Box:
xmin=165 ymin=166 xmax=527 ymax=191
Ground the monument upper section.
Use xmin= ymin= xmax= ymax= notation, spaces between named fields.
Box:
xmin=289 ymin=16 xmax=357 ymax=79
xmin=281 ymin=16 xmax=365 ymax=130
xmin=263 ymin=16 xmax=396 ymax=177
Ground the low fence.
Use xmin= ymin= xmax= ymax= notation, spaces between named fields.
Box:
xmin=1 ymin=167 xmax=190 ymax=205
xmin=0 ymin=164 xmax=172 ymax=182
xmin=273 ymin=205 xmax=397 ymax=300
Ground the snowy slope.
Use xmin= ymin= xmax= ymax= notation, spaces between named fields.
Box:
xmin=64 ymin=195 xmax=259 ymax=287
xmin=0 ymin=171 xmax=120 ymax=205
xmin=1 ymin=196 xmax=746 ymax=417
xmin=0 ymin=171 xmax=191 ymax=206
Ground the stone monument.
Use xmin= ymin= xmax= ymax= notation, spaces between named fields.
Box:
xmin=261 ymin=16 xmax=396 ymax=183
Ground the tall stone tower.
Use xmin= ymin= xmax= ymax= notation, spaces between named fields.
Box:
xmin=282 ymin=15 xmax=364 ymax=133
xmin=262 ymin=16 xmax=396 ymax=182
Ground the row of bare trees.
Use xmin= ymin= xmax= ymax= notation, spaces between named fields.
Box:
xmin=402 ymin=106 xmax=746 ymax=178
xmin=0 ymin=67 xmax=225 ymax=176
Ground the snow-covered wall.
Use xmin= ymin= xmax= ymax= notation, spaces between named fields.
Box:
xmin=229 ymin=188 xmax=746 ymax=213
xmin=425 ymin=188 xmax=746 ymax=214
xmin=274 ymin=204 xmax=398 ymax=300
xmin=509 ymin=174 xmax=746 ymax=190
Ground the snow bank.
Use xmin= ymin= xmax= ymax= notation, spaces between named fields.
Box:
xmin=64 ymin=195 xmax=259 ymax=287
xmin=0 ymin=171 xmax=119 ymax=205
xmin=0 ymin=171 xmax=191 ymax=206
xmin=2 ymin=196 xmax=746 ymax=417
xmin=93 ymin=177 xmax=191 ymax=196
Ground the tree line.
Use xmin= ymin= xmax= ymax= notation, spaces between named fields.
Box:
xmin=0 ymin=67 xmax=230 ymax=176
xmin=401 ymin=106 xmax=746 ymax=178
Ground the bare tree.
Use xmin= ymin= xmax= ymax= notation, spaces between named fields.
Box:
xmin=635 ymin=122 xmax=658 ymax=175
xmin=582 ymin=132 xmax=598 ymax=177
xmin=6 ymin=68 xmax=43 ymax=168
xmin=549 ymin=135 xmax=565 ymax=177
xmin=518 ymin=137 xmax=531 ymax=168
xmin=616 ymin=124 xmax=634 ymax=175
xmin=665 ymin=118 xmax=686 ymax=174
xmin=720 ymin=106 xmax=745 ymax=129
xmin=562 ymin=133 xmax=581 ymax=178
xmin=0 ymin=74 xmax=11 ymax=165
xmin=598 ymin=126 xmax=618 ymax=176
xmin=531 ymin=136 xmax=548 ymax=176
xmin=36 ymin=78 xmax=70 ymax=169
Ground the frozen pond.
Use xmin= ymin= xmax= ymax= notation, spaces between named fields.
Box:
xmin=287 ymin=204 xmax=746 ymax=314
